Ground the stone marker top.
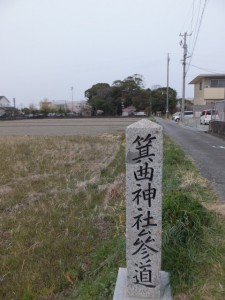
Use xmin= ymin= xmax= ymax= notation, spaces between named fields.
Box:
xmin=126 ymin=119 xmax=162 ymax=130
xmin=126 ymin=119 xmax=163 ymax=168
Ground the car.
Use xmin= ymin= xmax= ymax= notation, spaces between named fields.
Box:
xmin=172 ymin=112 xmax=180 ymax=121
xmin=48 ymin=112 xmax=56 ymax=117
xmin=172 ymin=111 xmax=193 ymax=122
xmin=67 ymin=112 xmax=76 ymax=117
xmin=200 ymin=110 xmax=220 ymax=125
xmin=135 ymin=112 xmax=147 ymax=117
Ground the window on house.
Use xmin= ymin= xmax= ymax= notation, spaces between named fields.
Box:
xmin=210 ymin=79 xmax=225 ymax=88
xmin=199 ymin=81 xmax=202 ymax=90
xmin=218 ymin=80 xmax=225 ymax=87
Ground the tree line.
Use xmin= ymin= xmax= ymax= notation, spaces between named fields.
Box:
xmin=21 ymin=74 xmax=179 ymax=117
xmin=85 ymin=74 xmax=178 ymax=116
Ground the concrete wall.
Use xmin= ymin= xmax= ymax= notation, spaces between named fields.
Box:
xmin=204 ymin=87 xmax=225 ymax=100
xmin=194 ymin=82 xmax=205 ymax=105
xmin=210 ymin=121 xmax=225 ymax=138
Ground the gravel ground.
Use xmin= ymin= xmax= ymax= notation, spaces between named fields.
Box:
xmin=0 ymin=118 xmax=141 ymax=136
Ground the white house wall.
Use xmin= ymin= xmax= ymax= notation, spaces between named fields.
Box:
xmin=0 ymin=97 xmax=10 ymax=107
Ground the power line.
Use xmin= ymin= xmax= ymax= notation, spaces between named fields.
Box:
xmin=187 ymin=0 xmax=208 ymax=73
xmin=190 ymin=0 xmax=195 ymax=33
xmin=190 ymin=64 xmax=225 ymax=74
xmin=180 ymin=0 xmax=196 ymax=36
xmin=189 ymin=0 xmax=200 ymax=52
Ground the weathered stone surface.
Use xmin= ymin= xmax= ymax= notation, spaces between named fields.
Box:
xmin=126 ymin=119 xmax=163 ymax=299
xmin=113 ymin=268 xmax=172 ymax=300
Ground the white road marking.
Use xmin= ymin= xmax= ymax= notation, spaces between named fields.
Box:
xmin=212 ymin=146 xmax=225 ymax=149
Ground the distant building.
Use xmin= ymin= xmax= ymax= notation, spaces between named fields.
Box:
xmin=189 ymin=74 xmax=225 ymax=105
xmin=122 ymin=105 xmax=136 ymax=116
xmin=0 ymin=96 xmax=10 ymax=107
xmin=0 ymin=107 xmax=22 ymax=118
xmin=176 ymin=98 xmax=193 ymax=112
xmin=39 ymin=99 xmax=53 ymax=110
xmin=45 ymin=100 xmax=92 ymax=116
xmin=0 ymin=97 xmax=19 ymax=118
xmin=66 ymin=101 xmax=83 ymax=114
xmin=152 ymin=85 xmax=161 ymax=90
xmin=65 ymin=100 xmax=92 ymax=116
xmin=51 ymin=100 xmax=67 ymax=111
xmin=189 ymin=74 xmax=225 ymax=117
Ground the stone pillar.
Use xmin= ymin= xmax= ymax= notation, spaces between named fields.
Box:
xmin=126 ymin=119 xmax=163 ymax=299
xmin=113 ymin=119 xmax=171 ymax=300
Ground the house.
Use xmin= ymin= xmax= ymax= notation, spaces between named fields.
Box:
xmin=45 ymin=100 xmax=92 ymax=116
xmin=0 ymin=96 xmax=10 ymax=107
xmin=52 ymin=100 xmax=67 ymax=112
xmin=122 ymin=105 xmax=136 ymax=117
xmin=189 ymin=74 xmax=225 ymax=105
xmin=189 ymin=74 xmax=225 ymax=117
xmin=0 ymin=107 xmax=22 ymax=118
xmin=65 ymin=100 xmax=91 ymax=116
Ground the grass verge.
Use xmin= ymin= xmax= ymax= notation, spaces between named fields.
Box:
xmin=0 ymin=134 xmax=224 ymax=299
xmin=162 ymin=136 xmax=225 ymax=299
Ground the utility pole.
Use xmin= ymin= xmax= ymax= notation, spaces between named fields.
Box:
xmin=166 ymin=53 xmax=170 ymax=118
xmin=64 ymin=101 xmax=67 ymax=114
xmin=180 ymin=32 xmax=191 ymax=121
xmin=13 ymin=98 xmax=16 ymax=118
xmin=149 ymin=89 xmax=152 ymax=117
xmin=71 ymin=86 xmax=74 ymax=112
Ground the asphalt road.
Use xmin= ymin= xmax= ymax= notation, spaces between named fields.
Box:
xmin=156 ymin=117 xmax=225 ymax=202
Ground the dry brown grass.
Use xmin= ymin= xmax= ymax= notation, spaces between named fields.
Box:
xmin=1 ymin=133 xmax=225 ymax=299
xmin=179 ymin=170 xmax=209 ymax=189
xmin=0 ymin=135 xmax=125 ymax=299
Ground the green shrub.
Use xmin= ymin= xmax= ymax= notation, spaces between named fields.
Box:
xmin=163 ymin=191 xmax=212 ymax=246
xmin=162 ymin=190 xmax=215 ymax=290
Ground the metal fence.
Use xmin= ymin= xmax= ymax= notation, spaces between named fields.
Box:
xmin=209 ymin=101 xmax=225 ymax=137
xmin=215 ymin=100 xmax=225 ymax=121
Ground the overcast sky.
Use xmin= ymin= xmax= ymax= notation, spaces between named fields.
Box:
xmin=0 ymin=0 xmax=224 ymax=108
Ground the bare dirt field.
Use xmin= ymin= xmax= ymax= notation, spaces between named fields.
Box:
xmin=0 ymin=117 xmax=140 ymax=136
